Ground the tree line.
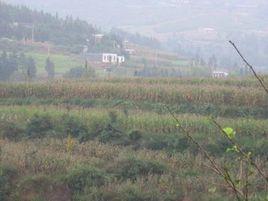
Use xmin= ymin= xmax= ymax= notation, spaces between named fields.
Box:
xmin=0 ymin=51 xmax=55 ymax=81
xmin=0 ymin=2 xmax=122 ymax=54
xmin=0 ymin=51 xmax=36 ymax=81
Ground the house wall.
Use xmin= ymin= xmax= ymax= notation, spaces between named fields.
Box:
xmin=212 ymin=72 xmax=229 ymax=78
xmin=117 ymin=56 xmax=125 ymax=64
xmin=102 ymin=54 xmax=118 ymax=63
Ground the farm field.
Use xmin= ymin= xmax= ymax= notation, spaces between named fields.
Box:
xmin=0 ymin=77 xmax=267 ymax=201
xmin=25 ymin=52 xmax=83 ymax=75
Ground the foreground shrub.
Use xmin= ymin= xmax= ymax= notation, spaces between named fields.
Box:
xmin=113 ymin=157 xmax=166 ymax=180
xmin=17 ymin=175 xmax=71 ymax=201
xmin=26 ymin=114 xmax=54 ymax=138
xmin=61 ymin=115 xmax=90 ymax=139
xmin=0 ymin=165 xmax=18 ymax=200
xmin=0 ymin=120 xmax=24 ymax=141
xmin=65 ymin=166 xmax=109 ymax=193
xmin=78 ymin=180 xmax=184 ymax=201
xmin=146 ymin=135 xmax=190 ymax=153
xmin=255 ymin=141 xmax=268 ymax=157
xmin=128 ymin=130 xmax=143 ymax=142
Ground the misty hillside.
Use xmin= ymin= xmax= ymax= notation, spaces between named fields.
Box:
xmin=0 ymin=2 xmax=125 ymax=54
xmin=6 ymin=0 xmax=268 ymax=38
xmin=5 ymin=0 xmax=268 ymax=69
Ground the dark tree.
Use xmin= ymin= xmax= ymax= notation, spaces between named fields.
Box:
xmin=45 ymin=58 xmax=55 ymax=79
xmin=0 ymin=51 xmax=18 ymax=81
xmin=26 ymin=57 xmax=37 ymax=80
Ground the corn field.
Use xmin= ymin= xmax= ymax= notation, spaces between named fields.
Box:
xmin=0 ymin=77 xmax=267 ymax=201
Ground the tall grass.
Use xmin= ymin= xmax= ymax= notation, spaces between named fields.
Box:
xmin=0 ymin=80 xmax=267 ymax=107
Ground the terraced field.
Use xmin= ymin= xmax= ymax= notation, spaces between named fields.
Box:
xmin=0 ymin=77 xmax=267 ymax=201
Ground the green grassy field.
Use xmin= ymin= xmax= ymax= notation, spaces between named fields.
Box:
xmin=26 ymin=52 xmax=83 ymax=74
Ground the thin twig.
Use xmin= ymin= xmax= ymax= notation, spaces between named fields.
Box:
xmin=229 ymin=41 xmax=268 ymax=95
xmin=165 ymin=105 xmax=244 ymax=200
xmin=244 ymin=161 xmax=249 ymax=201
xmin=211 ymin=118 xmax=268 ymax=183
xmin=223 ymin=167 xmax=242 ymax=201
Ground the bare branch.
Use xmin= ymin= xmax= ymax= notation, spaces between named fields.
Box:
xmin=229 ymin=41 xmax=268 ymax=95
xmin=165 ymin=105 xmax=244 ymax=200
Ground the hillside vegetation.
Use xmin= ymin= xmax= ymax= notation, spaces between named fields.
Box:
xmin=1 ymin=2 xmax=220 ymax=79
xmin=0 ymin=2 xmax=122 ymax=54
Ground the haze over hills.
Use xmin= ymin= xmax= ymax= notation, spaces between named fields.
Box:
xmin=4 ymin=0 xmax=268 ymax=70
xmin=6 ymin=0 xmax=268 ymax=37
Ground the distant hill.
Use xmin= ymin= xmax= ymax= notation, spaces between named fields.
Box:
xmin=5 ymin=0 xmax=268 ymax=38
xmin=0 ymin=2 xmax=123 ymax=54
xmin=5 ymin=0 xmax=268 ymax=69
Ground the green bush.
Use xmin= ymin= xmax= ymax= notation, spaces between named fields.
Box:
xmin=0 ymin=120 xmax=24 ymax=141
xmin=77 ymin=183 xmax=183 ymax=201
xmin=66 ymin=166 xmax=109 ymax=192
xmin=26 ymin=114 xmax=54 ymax=138
xmin=114 ymin=157 xmax=166 ymax=180
xmin=206 ymin=136 xmax=232 ymax=157
xmin=108 ymin=111 xmax=118 ymax=125
xmin=146 ymin=135 xmax=190 ymax=153
xmin=118 ymin=186 xmax=158 ymax=201
xmin=0 ymin=165 xmax=18 ymax=200
xmin=146 ymin=135 xmax=169 ymax=150
xmin=128 ymin=130 xmax=143 ymax=142
xmin=255 ymin=141 xmax=268 ymax=157
xmin=61 ymin=115 xmax=89 ymax=139
xmin=98 ymin=126 xmax=125 ymax=144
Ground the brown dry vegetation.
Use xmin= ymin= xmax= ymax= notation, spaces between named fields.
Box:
xmin=0 ymin=77 xmax=267 ymax=201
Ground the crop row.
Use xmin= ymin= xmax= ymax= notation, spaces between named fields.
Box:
xmin=0 ymin=105 xmax=267 ymax=156
xmin=87 ymin=76 xmax=267 ymax=88
xmin=0 ymin=97 xmax=267 ymax=119
xmin=0 ymin=81 xmax=267 ymax=107
xmin=1 ymin=105 xmax=267 ymax=136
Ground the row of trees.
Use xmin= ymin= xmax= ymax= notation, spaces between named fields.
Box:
xmin=0 ymin=51 xmax=36 ymax=81
xmin=0 ymin=2 xmax=123 ymax=54
xmin=134 ymin=66 xmax=210 ymax=78
xmin=111 ymin=28 xmax=162 ymax=50
xmin=0 ymin=51 xmax=56 ymax=81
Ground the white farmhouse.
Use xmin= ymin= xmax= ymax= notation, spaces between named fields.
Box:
xmin=102 ymin=53 xmax=118 ymax=64
xmin=85 ymin=53 xmax=125 ymax=65
xmin=212 ymin=71 xmax=229 ymax=78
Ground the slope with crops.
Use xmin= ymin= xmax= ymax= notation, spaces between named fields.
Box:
xmin=0 ymin=77 xmax=267 ymax=201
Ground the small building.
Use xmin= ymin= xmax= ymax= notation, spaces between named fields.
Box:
xmin=92 ymin=34 xmax=104 ymax=43
xmin=212 ymin=71 xmax=229 ymax=78
xmin=117 ymin=56 xmax=125 ymax=64
xmin=85 ymin=53 xmax=125 ymax=66
xmin=102 ymin=53 xmax=118 ymax=64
